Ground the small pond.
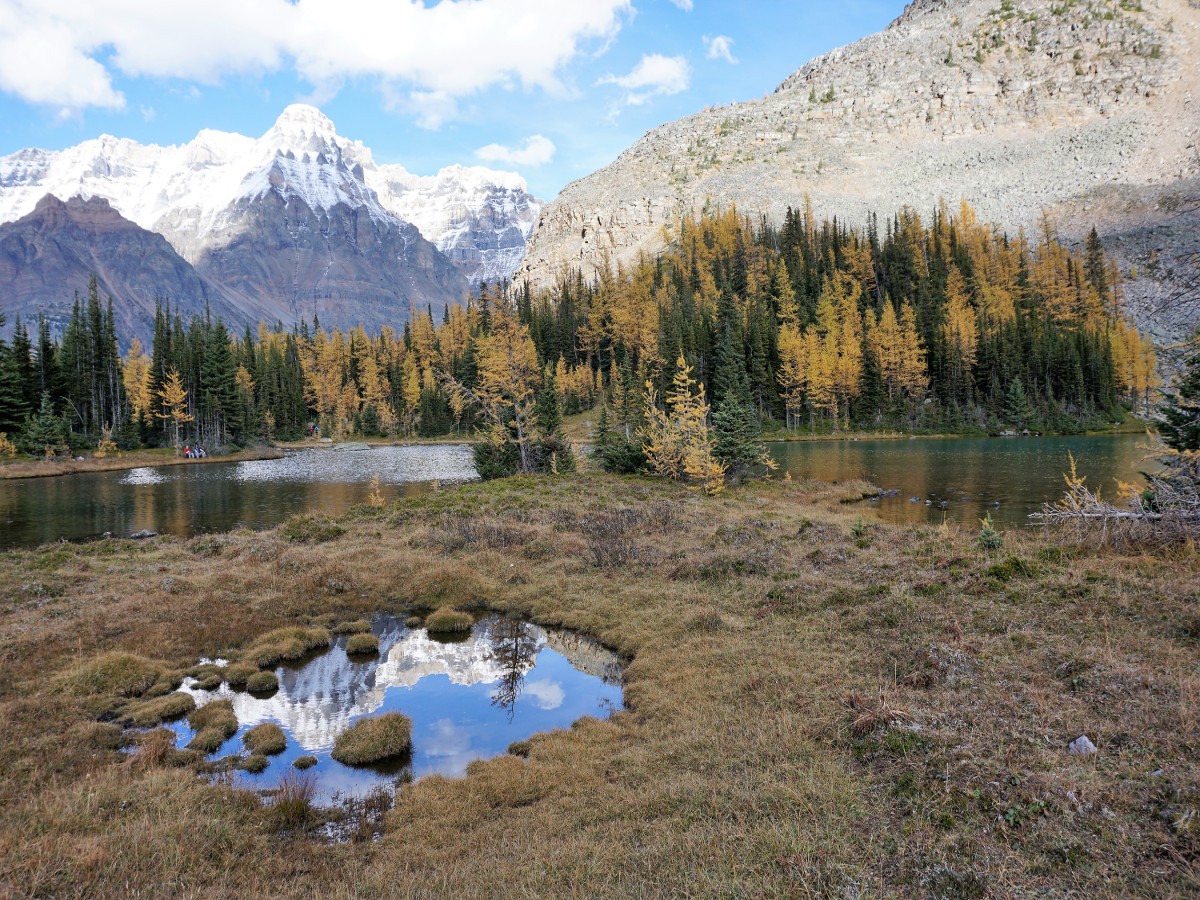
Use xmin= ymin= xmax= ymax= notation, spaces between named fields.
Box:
xmin=163 ymin=614 xmax=623 ymax=806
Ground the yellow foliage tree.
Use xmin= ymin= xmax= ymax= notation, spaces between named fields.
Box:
xmin=122 ymin=337 xmax=153 ymax=425
xmin=641 ymin=354 xmax=725 ymax=494
xmin=156 ymin=368 xmax=194 ymax=451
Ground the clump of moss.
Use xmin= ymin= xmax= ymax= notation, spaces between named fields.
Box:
xmin=186 ymin=699 xmax=237 ymax=753
xmin=244 ymin=723 xmax=287 ymax=755
xmin=238 ymin=753 xmax=270 ymax=773
xmin=245 ymin=671 xmax=279 ymax=693
xmin=331 ymin=713 xmax=412 ymax=765
xmin=122 ymin=692 xmax=196 ymax=727
xmin=293 ymin=755 xmax=318 ymax=770
xmin=424 ymin=608 xmax=473 ymax=634
xmin=332 ymin=619 xmax=371 ymax=635
xmin=345 ymin=633 xmax=380 ymax=655
xmin=224 ymin=662 xmax=258 ymax=688
xmin=243 ymin=627 xmax=331 ymax=668
xmin=58 ymin=652 xmax=162 ymax=698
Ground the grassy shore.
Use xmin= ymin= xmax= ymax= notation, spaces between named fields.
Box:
xmin=0 ymin=473 xmax=1196 ymax=896
xmin=0 ymin=445 xmax=283 ymax=480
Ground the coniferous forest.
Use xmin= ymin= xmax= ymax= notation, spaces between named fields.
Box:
xmin=0 ymin=201 xmax=1158 ymax=459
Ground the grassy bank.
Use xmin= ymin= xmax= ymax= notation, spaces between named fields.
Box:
xmin=0 ymin=445 xmax=283 ymax=481
xmin=0 ymin=474 xmax=1196 ymax=896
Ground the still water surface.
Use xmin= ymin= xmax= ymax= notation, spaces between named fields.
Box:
xmin=167 ymin=614 xmax=624 ymax=805
xmin=0 ymin=445 xmax=475 ymax=549
xmin=768 ymin=432 xmax=1155 ymax=527
xmin=0 ymin=434 xmax=1157 ymax=548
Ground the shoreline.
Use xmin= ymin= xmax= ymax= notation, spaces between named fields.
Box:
xmin=0 ymin=445 xmax=284 ymax=481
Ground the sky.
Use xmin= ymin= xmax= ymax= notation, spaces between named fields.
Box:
xmin=0 ymin=0 xmax=908 ymax=200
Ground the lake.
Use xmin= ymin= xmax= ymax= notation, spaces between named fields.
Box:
xmin=0 ymin=433 xmax=1157 ymax=548
xmin=768 ymin=432 xmax=1156 ymax=527
xmin=0 ymin=444 xmax=476 ymax=550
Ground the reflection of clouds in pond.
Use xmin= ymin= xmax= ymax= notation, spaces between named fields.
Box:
xmin=120 ymin=467 xmax=168 ymax=485
xmin=524 ymin=679 xmax=564 ymax=710
xmin=232 ymin=446 xmax=477 ymax=485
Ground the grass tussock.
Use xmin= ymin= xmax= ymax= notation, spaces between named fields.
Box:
xmin=223 ymin=662 xmax=258 ymax=687
xmin=121 ymin=692 xmax=195 ymax=728
xmin=244 ymin=671 xmax=278 ymax=693
xmin=331 ymin=713 xmax=412 ymax=765
xmin=345 ymin=633 xmax=379 ymax=655
xmin=2 ymin=473 xmax=1199 ymax=896
xmin=243 ymin=723 xmax=286 ymax=756
xmin=57 ymin=652 xmax=163 ymax=698
xmin=331 ymin=619 xmax=371 ymax=635
xmin=269 ymin=771 xmax=317 ymax=831
xmin=293 ymin=755 xmax=317 ymax=770
xmin=185 ymin=699 xmax=237 ymax=753
xmin=237 ymin=753 xmax=269 ymax=773
xmin=241 ymin=626 xmax=330 ymax=668
xmin=424 ymin=607 xmax=473 ymax=634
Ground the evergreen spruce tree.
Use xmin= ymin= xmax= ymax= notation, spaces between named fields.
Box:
xmin=20 ymin=391 xmax=70 ymax=456
xmin=1158 ymin=344 xmax=1200 ymax=451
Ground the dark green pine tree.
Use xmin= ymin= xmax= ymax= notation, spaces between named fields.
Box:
xmin=19 ymin=391 xmax=70 ymax=455
xmin=712 ymin=392 xmax=772 ymax=483
xmin=1003 ymin=376 xmax=1036 ymax=430
xmin=1158 ymin=343 xmax=1200 ymax=451
xmin=0 ymin=316 xmax=29 ymax=433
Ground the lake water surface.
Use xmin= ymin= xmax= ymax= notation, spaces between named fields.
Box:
xmin=0 ymin=445 xmax=475 ymax=549
xmin=768 ymin=432 xmax=1155 ymax=527
xmin=0 ymin=433 xmax=1158 ymax=548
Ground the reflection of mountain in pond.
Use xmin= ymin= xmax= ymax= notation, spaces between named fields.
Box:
xmin=184 ymin=618 xmax=553 ymax=752
xmin=376 ymin=619 xmax=545 ymax=689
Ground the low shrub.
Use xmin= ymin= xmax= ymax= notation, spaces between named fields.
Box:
xmin=332 ymin=713 xmax=412 ymax=765
xmin=122 ymin=692 xmax=196 ymax=727
xmin=245 ymin=671 xmax=279 ymax=693
xmin=58 ymin=652 xmax=162 ymax=698
xmin=243 ymin=722 xmax=286 ymax=755
xmin=425 ymin=608 xmax=473 ymax=634
xmin=346 ymin=633 xmax=380 ymax=655
xmin=281 ymin=515 xmax=345 ymax=544
xmin=243 ymin=626 xmax=330 ymax=668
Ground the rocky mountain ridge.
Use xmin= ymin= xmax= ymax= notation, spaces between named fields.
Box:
xmin=517 ymin=0 xmax=1200 ymax=340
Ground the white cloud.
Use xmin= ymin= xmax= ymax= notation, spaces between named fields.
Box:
xmin=0 ymin=0 xmax=632 ymax=124
xmin=704 ymin=34 xmax=737 ymax=64
xmin=475 ymin=134 xmax=556 ymax=168
xmin=524 ymin=679 xmax=564 ymax=711
xmin=598 ymin=53 xmax=690 ymax=106
xmin=669 ymin=0 xmax=694 ymax=9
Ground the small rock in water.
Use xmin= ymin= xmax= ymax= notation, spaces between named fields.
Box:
xmin=130 ymin=529 xmax=158 ymax=540
xmin=1068 ymin=735 xmax=1098 ymax=756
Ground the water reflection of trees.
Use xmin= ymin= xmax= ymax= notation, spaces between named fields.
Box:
xmin=487 ymin=618 xmax=540 ymax=720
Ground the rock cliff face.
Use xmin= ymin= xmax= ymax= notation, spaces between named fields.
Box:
xmin=0 ymin=195 xmax=254 ymax=343
xmin=518 ymin=0 xmax=1200 ymax=339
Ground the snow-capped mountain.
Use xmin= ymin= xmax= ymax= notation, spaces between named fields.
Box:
xmin=0 ymin=104 xmax=541 ymax=285
xmin=368 ymin=163 xmax=541 ymax=288
xmin=0 ymin=105 xmax=543 ymax=342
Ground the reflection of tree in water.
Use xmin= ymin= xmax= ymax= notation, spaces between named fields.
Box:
xmin=487 ymin=618 xmax=540 ymax=720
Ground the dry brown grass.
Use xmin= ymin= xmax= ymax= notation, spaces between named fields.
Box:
xmin=424 ymin=607 xmax=473 ymax=634
xmin=0 ymin=473 xmax=1197 ymax=896
xmin=243 ymin=723 xmax=286 ymax=756
xmin=241 ymin=627 xmax=330 ymax=668
xmin=345 ymin=633 xmax=379 ymax=655
xmin=331 ymin=713 xmax=412 ymax=765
